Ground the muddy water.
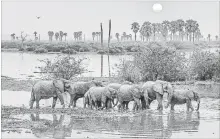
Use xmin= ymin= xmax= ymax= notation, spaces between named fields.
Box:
xmin=2 ymin=90 xmax=220 ymax=139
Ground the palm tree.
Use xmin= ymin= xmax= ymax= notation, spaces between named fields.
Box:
xmin=122 ymin=32 xmax=127 ymax=41
xmin=63 ymin=33 xmax=67 ymax=41
xmin=169 ymin=21 xmax=178 ymax=41
xmin=129 ymin=34 xmax=132 ymax=40
xmin=192 ymin=22 xmax=199 ymax=43
xmin=176 ymin=19 xmax=185 ymax=41
xmin=215 ymin=35 xmax=218 ymax=41
xmin=161 ymin=20 xmax=170 ymax=41
xmin=151 ymin=23 xmax=158 ymax=41
xmin=92 ymin=32 xmax=96 ymax=41
xmin=185 ymin=19 xmax=196 ymax=42
xmin=131 ymin=22 xmax=140 ymax=41
xmin=95 ymin=32 xmax=99 ymax=41
xmin=140 ymin=21 xmax=152 ymax=42
xmin=48 ymin=31 xmax=54 ymax=42
xmin=59 ymin=31 xmax=64 ymax=41
xmin=195 ymin=29 xmax=201 ymax=41
xmin=55 ymin=32 xmax=59 ymax=41
xmin=115 ymin=33 xmax=120 ymax=41
xmin=10 ymin=33 xmax=15 ymax=41
xmin=208 ymin=34 xmax=211 ymax=42
xmin=33 ymin=31 xmax=37 ymax=41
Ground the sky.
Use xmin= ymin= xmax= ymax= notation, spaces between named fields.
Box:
xmin=1 ymin=1 xmax=219 ymax=41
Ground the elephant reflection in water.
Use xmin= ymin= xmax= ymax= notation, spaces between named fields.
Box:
xmin=167 ymin=111 xmax=200 ymax=132
xmin=30 ymin=114 xmax=72 ymax=139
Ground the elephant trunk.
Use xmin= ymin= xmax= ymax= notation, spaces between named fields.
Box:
xmin=113 ymin=96 xmax=119 ymax=107
xmin=196 ymin=96 xmax=200 ymax=111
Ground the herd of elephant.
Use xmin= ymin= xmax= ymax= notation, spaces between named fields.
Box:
xmin=29 ymin=79 xmax=200 ymax=111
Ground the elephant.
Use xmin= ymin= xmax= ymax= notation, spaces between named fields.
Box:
xmin=165 ymin=89 xmax=200 ymax=111
xmin=83 ymin=90 xmax=101 ymax=108
xmin=141 ymin=80 xmax=173 ymax=110
xmin=115 ymin=84 xmax=143 ymax=111
xmin=29 ymin=79 xmax=70 ymax=109
xmin=66 ymin=80 xmax=103 ymax=108
xmin=87 ymin=86 xmax=118 ymax=110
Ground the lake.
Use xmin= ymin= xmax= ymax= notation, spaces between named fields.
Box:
xmin=1 ymin=52 xmax=132 ymax=79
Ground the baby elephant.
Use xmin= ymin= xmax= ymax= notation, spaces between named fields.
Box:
xmin=165 ymin=89 xmax=200 ymax=111
xmin=86 ymin=86 xmax=117 ymax=110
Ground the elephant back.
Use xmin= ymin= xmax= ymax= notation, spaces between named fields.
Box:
xmin=107 ymin=83 xmax=122 ymax=91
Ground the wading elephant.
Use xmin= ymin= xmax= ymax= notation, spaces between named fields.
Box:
xmin=115 ymin=84 xmax=143 ymax=111
xmin=66 ymin=80 xmax=103 ymax=108
xmin=29 ymin=80 xmax=70 ymax=109
xmin=142 ymin=80 xmax=173 ymax=110
xmin=165 ymin=89 xmax=200 ymax=111
xmin=87 ymin=86 xmax=117 ymax=110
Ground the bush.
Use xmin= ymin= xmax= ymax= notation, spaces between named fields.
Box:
xmin=18 ymin=47 xmax=25 ymax=51
xmin=39 ymin=56 xmax=86 ymax=80
xmin=189 ymin=49 xmax=219 ymax=80
xmin=34 ymin=48 xmax=48 ymax=53
xmin=26 ymin=47 xmax=36 ymax=51
xmin=61 ymin=49 xmax=77 ymax=54
xmin=115 ymin=59 xmax=142 ymax=83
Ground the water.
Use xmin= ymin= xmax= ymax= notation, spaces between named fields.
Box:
xmin=1 ymin=52 xmax=132 ymax=79
xmin=1 ymin=90 xmax=220 ymax=139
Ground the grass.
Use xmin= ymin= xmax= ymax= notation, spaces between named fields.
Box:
xmin=2 ymin=40 xmax=219 ymax=55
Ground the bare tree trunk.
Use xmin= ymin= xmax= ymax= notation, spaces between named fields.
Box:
xmin=107 ymin=20 xmax=111 ymax=77
xmin=100 ymin=23 xmax=103 ymax=77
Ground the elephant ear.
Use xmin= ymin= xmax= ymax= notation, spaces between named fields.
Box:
xmin=53 ymin=80 xmax=65 ymax=93
xmin=153 ymin=83 xmax=163 ymax=95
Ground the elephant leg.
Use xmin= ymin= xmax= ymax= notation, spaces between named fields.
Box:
xmin=36 ymin=99 xmax=40 ymax=109
xmin=134 ymin=98 xmax=141 ymax=111
xmin=144 ymin=91 xmax=150 ymax=109
xmin=29 ymin=99 xmax=35 ymax=109
xmin=52 ymin=97 xmax=58 ymax=108
xmin=156 ymin=93 xmax=163 ymax=110
xmin=170 ymin=103 xmax=175 ymax=111
xmin=106 ymin=99 xmax=112 ymax=109
xmin=125 ymin=102 xmax=129 ymax=110
xmin=69 ymin=95 xmax=73 ymax=108
xmin=186 ymin=99 xmax=190 ymax=111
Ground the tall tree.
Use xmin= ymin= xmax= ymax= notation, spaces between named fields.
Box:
xmin=161 ymin=20 xmax=170 ymax=41
xmin=33 ymin=31 xmax=37 ymax=41
xmin=92 ymin=32 xmax=96 ymax=41
xmin=192 ymin=22 xmax=199 ymax=43
xmin=215 ymin=35 xmax=218 ymax=41
xmin=20 ymin=31 xmax=28 ymax=49
xmin=169 ymin=21 xmax=178 ymax=40
xmin=48 ymin=31 xmax=54 ymax=41
xmin=95 ymin=32 xmax=99 ymax=41
xmin=131 ymin=22 xmax=140 ymax=41
xmin=55 ymin=32 xmax=59 ymax=41
xmin=63 ymin=33 xmax=67 ymax=41
xmin=122 ymin=32 xmax=127 ymax=41
xmin=151 ymin=23 xmax=158 ymax=41
xmin=115 ymin=33 xmax=120 ymax=42
xmin=59 ymin=31 xmax=64 ymax=41
xmin=176 ymin=19 xmax=185 ymax=41
xmin=185 ymin=19 xmax=195 ymax=42
xmin=208 ymin=34 xmax=211 ymax=42
xmin=10 ymin=33 xmax=15 ymax=41
xmin=140 ymin=21 xmax=152 ymax=42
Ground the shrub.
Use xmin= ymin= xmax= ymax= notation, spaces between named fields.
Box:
xmin=115 ymin=59 xmax=142 ymax=83
xmin=189 ymin=49 xmax=219 ymax=80
xmin=39 ymin=56 xmax=86 ymax=80
xmin=26 ymin=47 xmax=36 ymax=51
xmin=18 ymin=47 xmax=25 ymax=51
xmin=34 ymin=48 xmax=48 ymax=53
xmin=61 ymin=49 xmax=77 ymax=54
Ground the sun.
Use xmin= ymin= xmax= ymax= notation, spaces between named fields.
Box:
xmin=152 ymin=3 xmax=163 ymax=13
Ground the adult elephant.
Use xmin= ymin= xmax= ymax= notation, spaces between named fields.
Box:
xmin=67 ymin=80 xmax=103 ymax=108
xmin=165 ymin=89 xmax=200 ymax=111
xmin=87 ymin=86 xmax=117 ymax=110
xmin=142 ymin=80 xmax=173 ymax=110
xmin=115 ymin=84 xmax=143 ymax=111
xmin=29 ymin=79 xmax=70 ymax=109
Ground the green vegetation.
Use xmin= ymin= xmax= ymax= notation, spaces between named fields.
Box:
xmin=2 ymin=40 xmax=219 ymax=55
xmin=116 ymin=43 xmax=220 ymax=83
